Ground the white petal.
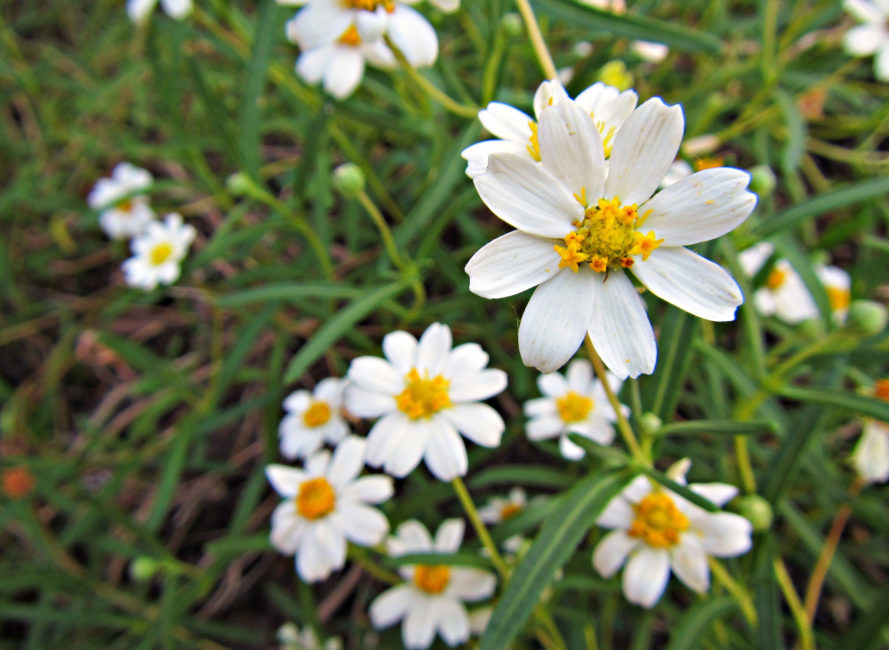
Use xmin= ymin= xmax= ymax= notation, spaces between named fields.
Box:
xmin=383 ymin=419 xmax=428 ymax=477
xmin=283 ymin=390 xmax=312 ymax=413
xmin=383 ymin=330 xmax=419 ymax=373
xmin=559 ymin=434 xmax=586 ymax=460
xmin=845 ymin=0 xmax=887 ymax=23
xmin=737 ymin=241 xmax=774 ymax=275
xmin=435 ymin=598 xmax=471 ymax=646
xmin=596 ymin=495 xmax=635 ymax=529
xmin=844 ymin=24 xmax=885 ymax=55
xmin=593 ymin=530 xmax=639 ymax=577
xmin=370 ymin=584 xmax=414 ymax=628
xmin=403 ymin=597 xmax=437 ymax=649
xmin=475 ymin=154 xmax=582 ymax=239
xmin=416 ymin=322 xmax=452 ymax=375
xmin=622 ymin=547 xmax=671 ymax=608
xmin=392 ymin=519 xmax=434 ymax=553
xmin=689 ymin=483 xmax=738 ymax=507
xmin=526 ymin=415 xmax=564 ymax=440
xmin=518 ymin=269 xmax=596 ymax=373
xmin=631 ymin=247 xmax=743 ymax=322
xmin=538 ymin=372 xmax=568 ymax=398
xmin=324 ymin=46 xmax=365 ymax=99
xmin=696 ymin=512 xmax=753 ymax=557
xmin=266 ymin=464 xmax=305 ymax=498
xmin=622 ymin=475 xmax=654 ymax=503
xmin=670 ymin=535 xmax=710 ymax=593
xmin=423 ymin=418 xmax=468 ymax=480
xmin=447 ymin=369 xmax=507 ymax=402
xmin=342 ymin=475 xmax=394 ymax=503
xmin=448 ymin=568 xmax=497 ymax=600
xmin=160 ymin=0 xmax=191 ymax=18
xmin=355 ymin=7 xmax=387 ymax=41
xmin=279 ymin=420 xmax=323 ymax=460
xmin=128 ymin=0 xmax=156 ymax=22
xmin=344 ymin=385 xmax=396 ymax=418
xmin=362 ymin=38 xmax=397 ymax=69
xmin=461 ymin=140 xmax=529 ymax=178
xmin=852 ymin=421 xmax=889 ymax=483
xmin=366 ymin=412 xmax=410 ymax=466
xmin=478 ymin=103 xmax=534 ymax=143
xmin=428 ymin=0 xmax=460 ymax=12
xmin=327 ymin=436 xmax=366 ymax=486
xmin=587 ymin=271 xmax=657 ymax=379
xmin=465 ymin=230 xmax=562 ymax=299
xmin=875 ymin=43 xmax=889 ymax=81
xmin=606 ymin=98 xmax=684 ymax=205
xmin=532 ymin=79 xmax=570 ymax=117
xmin=639 ymin=168 xmax=757 ymax=246
xmin=288 ymin=4 xmax=352 ymax=51
xmin=337 ymin=501 xmax=389 ymax=546
xmin=524 ymin=397 xmax=556 ymax=418
xmin=296 ymin=45 xmax=333 ymax=84
xmin=304 ymin=450 xmax=331 ymax=477
xmin=567 ymin=417 xmax=616 ymax=445
xmin=566 ymin=359 xmax=593 ymax=393
xmin=442 ymin=404 xmax=504 ymax=448
xmin=435 ymin=518 xmax=465 ymax=552
xmin=387 ymin=5 xmax=438 ymax=67
xmin=348 ymin=356 xmax=403 ymax=394
xmin=538 ymin=100 xmax=606 ymax=197
xmin=270 ymin=502 xmax=304 ymax=554
xmin=443 ymin=343 xmax=488 ymax=382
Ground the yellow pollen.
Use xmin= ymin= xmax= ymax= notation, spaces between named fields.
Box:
xmin=117 ymin=198 xmax=134 ymax=213
xmin=556 ymin=391 xmax=594 ymax=423
xmin=693 ymin=156 xmax=724 ymax=171
xmin=590 ymin=110 xmax=618 ymax=157
xmin=296 ymin=477 xmax=336 ymax=520
xmin=527 ymin=121 xmax=541 ymax=162
xmin=500 ymin=503 xmax=522 ymax=520
xmin=149 ymin=242 xmax=174 ymax=266
xmin=766 ymin=267 xmax=787 ymax=290
xmin=413 ymin=564 xmax=450 ymax=594
xmin=338 ymin=24 xmax=361 ymax=46
xmin=874 ymin=379 xmax=889 ymax=402
xmin=346 ymin=0 xmax=396 ymax=11
xmin=396 ymin=368 xmax=452 ymax=420
xmin=554 ymin=197 xmax=662 ymax=274
xmin=302 ymin=401 xmax=332 ymax=428
xmin=826 ymin=286 xmax=850 ymax=312
xmin=627 ymin=492 xmax=689 ymax=548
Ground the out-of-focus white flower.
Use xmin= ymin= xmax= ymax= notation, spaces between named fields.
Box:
xmin=631 ymin=40 xmax=669 ymax=63
xmin=843 ymin=0 xmax=889 ymax=82
xmin=277 ymin=623 xmax=343 ymax=650
xmin=478 ymin=487 xmax=528 ymax=524
xmin=660 ymin=160 xmax=693 ymax=188
xmin=279 ymin=378 xmax=350 ymax=460
xmin=344 ymin=323 xmax=507 ymax=481
xmin=468 ymin=606 xmax=492 ymax=636
xmin=461 ymin=80 xmax=638 ymax=177
xmin=816 ymin=264 xmax=852 ymax=323
xmin=122 ymin=213 xmax=195 ymax=291
xmin=266 ymin=436 xmax=393 ymax=583
xmin=127 ymin=0 xmax=192 ymax=23
xmin=88 ymin=163 xmax=155 ymax=240
xmin=466 ymin=99 xmax=756 ymax=378
xmin=369 ymin=519 xmax=496 ymax=649
xmin=524 ymin=360 xmax=624 ymax=459
xmin=851 ymin=380 xmax=889 ymax=483
xmin=593 ymin=459 xmax=752 ymax=608
xmin=739 ymin=242 xmax=819 ymax=324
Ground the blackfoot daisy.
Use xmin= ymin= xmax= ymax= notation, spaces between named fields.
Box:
xmin=122 ymin=213 xmax=195 ymax=291
xmin=279 ymin=378 xmax=350 ymax=460
xmin=88 ymin=162 xmax=155 ymax=240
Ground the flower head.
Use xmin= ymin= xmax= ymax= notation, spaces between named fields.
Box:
xmin=466 ymin=98 xmax=757 ymax=378
xmin=593 ymin=459 xmax=752 ymax=607
xmin=266 ymin=436 xmax=394 ymax=582
xmin=817 ymin=264 xmax=852 ymax=323
xmin=127 ymin=0 xmax=192 ymax=23
xmin=369 ymin=519 xmax=496 ymax=649
xmin=277 ymin=622 xmax=342 ymax=650
xmin=524 ymin=359 xmax=624 ymax=459
xmin=478 ymin=487 xmax=529 ymax=524
xmin=852 ymin=379 xmax=889 ymax=483
xmin=461 ymin=80 xmax=638 ymax=177
xmin=88 ymin=163 xmax=155 ymax=240
xmin=739 ymin=242 xmax=819 ymax=324
xmin=843 ymin=0 xmax=889 ymax=82
xmin=122 ymin=213 xmax=196 ymax=291
xmin=279 ymin=378 xmax=350 ymax=460
xmin=345 ymin=323 xmax=507 ymax=481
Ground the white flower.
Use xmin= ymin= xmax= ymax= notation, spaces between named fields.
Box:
xmin=524 ymin=359 xmax=623 ymax=459
xmin=466 ymin=98 xmax=757 ymax=378
xmin=122 ymin=213 xmax=196 ymax=291
xmin=478 ymin=487 xmax=528 ymax=524
xmin=279 ymin=378 xmax=350 ymax=460
xmin=369 ymin=519 xmax=496 ymax=649
xmin=593 ymin=459 xmax=752 ymax=608
xmin=277 ymin=623 xmax=343 ymax=650
xmin=632 ymin=40 xmax=669 ymax=63
xmin=344 ymin=322 xmax=507 ymax=481
xmin=461 ymin=80 xmax=638 ymax=177
xmin=88 ymin=163 xmax=155 ymax=240
xmin=660 ymin=159 xmax=692 ymax=188
xmin=852 ymin=421 xmax=889 ymax=484
xmin=843 ymin=0 xmax=889 ymax=82
xmin=127 ymin=0 xmax=192 ymax=23
xmin=816 ymin=264 xmax=852 ymax=323
xmin=739 ymin=242 xmax=819 ymax=324
xmin=266 ymin=436 xmax=394 ymax=583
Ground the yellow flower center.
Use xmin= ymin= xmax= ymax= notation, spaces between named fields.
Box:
xmin=765 ymin=267 xmax=787 ymax=290
xmin=345 ymin=0 xmax=396 ymax=11
xmin=874 ymin=379 xmax=889 ymax=402
xmin=826 ymin=286 xmax=850 ymax=312
xmin=693 ymin=156 xmax=724 ymax=171
xmin=117 ymin=198 xmax=134 ymax=213
xmin=413 ymin=564 xmax=450 ymax=594
xmin=302 ymin=401 xmax=332 ymax=428
xmin=338 ymin=24 xmax=362 ymax=46
xmin=627 ymin=492 xmax=689 ymax=548
xmin=500 ymin=503 xmax=522 ymax=520
xmin=555 ymin=391 xmax=594 ymax=423
xmin=149 ymin=242 xmax=174 ymax=266
xmin=554 ymin=197 xmax=661 ymax=273
xmin=296 ymin=477 xmax=336 ymax=520
xmin=395 ymin=368 xmax=452 ymax=420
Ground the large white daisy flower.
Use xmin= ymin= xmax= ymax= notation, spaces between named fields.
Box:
xmin=127 ymin=0 xmax=192 ymax=23
xmin=344 ymin=323 xmax=507 ymax=481
xmin=461 ymin=80 xmax=638 ymax=178
xmin=524 ymin=359 xmax=623 ymax=460
xmin=739 ymin=242 xmax=819 ymax=324
xmin=279 ymin=378 xmax=350 ymax=460
xmin=593 ymin=459 xmax=752 ymax=608
xmin=122 ymin=213 xmax=196 ymax=291
xmin=88 ymin=162 xmax=155 ymax=240
xmin=266 ymin=436 xmax=394 ymax=583
xmin=369 ymin=519 xmax=496 ymax=649
xmin=843 ymin=0 xmax=889 ymax=82
xmin=466 ymin=98 xmax=757 ymax=378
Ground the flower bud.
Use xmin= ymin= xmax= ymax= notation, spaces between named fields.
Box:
xmin=226 ymin=172 xmax=251 ymax=196
xmin=734 ymin=494 xmax=773 ymax=532
xmin=333 ymin=163 xmax=365 ymax=198
xmin=130 ymin=556 xmax=161 ymax=582
xmin=847 ymin=300 xmax=888 ymax=335
xmin=749 ymin=165 xmax=776 ymax=197
xmin=638 ymin=412 xmax=662 ymax=437
xmin=500 ymin=12 xmax=523 ymax=36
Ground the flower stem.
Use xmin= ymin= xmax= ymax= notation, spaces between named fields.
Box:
xmin=773 ymin=556 xmax=814 ymax=650
xmin=347 ymin=545 xmax=401 ymax=584
xmin=451 ymin=476 xmax=510 ymax=580
xmin=709 ymin=558 xmax=756 ymax=625
xmin=583 ymin=335 xmax=647 ymax=464
xmin=514 ymin=0 xmax=559 ymax=81
xmin=356 ymin=190 xmax=407 ymax=271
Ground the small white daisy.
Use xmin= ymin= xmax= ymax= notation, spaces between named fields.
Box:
xmin=461 ymin=79 xmax=638 ymax=177
xmin=122 ymin=213 xmax=196 ymax=291
xmin=277 ymin=623 xmax=343 ymax=650
xmin=816 ymin=264 xmax=852 ymax=323
xmin=127 ymin=0 xmax=192 ymax=23
xmin=369 ymin=519 xmax=496 ymax=649
xmin=466 ymin=98 xmax=756 ymax=378
xmin=739 ymin=242 xmax=819 ymax=324
xmin=851 ymin=380 xmax=889 ymax=484
xmin=843 ymin=0 xmax=889 ymax=82
xmin=478 ymin=487 xmax=528 ymax=524
xmin=344 ymin=323 xmax=507 ymax=481
xmin=631 ymin=40 xmax=669 ymax=63
xmin=524 ymin=359 xmax=623 ymax=460
xmin=593 ymin=459 xmax=752 ymax=608
xmin=279 ymin=378 xmax=350 ymax=460
xmin=266 ymin=436 xmax=394 ymax=583
xmin=88 ymin=163 xmax=155 ymax=240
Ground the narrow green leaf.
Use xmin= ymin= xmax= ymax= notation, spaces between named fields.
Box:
xmin=666 ymin=596 xmax=738 ymax=650
xmin=842 ymin=583 xmax=889 ymax=650
xmin=642 ymin=306 xmax=698 ymax=420
xmin=480 ymin=470 xmax=631 ymax=650
xmin=467 ymin=465 xmax=575 ymax=488
xmin=657 ymin=419 xmax=778 ymax=436
xmin=752 ymin=535 xmax=782 ymax=650
xmin=638 ymin=467 xmax=721 ymax=513
xmin=775 ymin=89 xmax=805 ymax=174
xmin=384 ymin=552 xmax=494 ymax=570
xmin=216 ymin=282 xmax=366 ymax=307
xmin=567 ymin=433 xmax=632 ymax=463
xmin=774 ymin=385 xmax=889 ymax=421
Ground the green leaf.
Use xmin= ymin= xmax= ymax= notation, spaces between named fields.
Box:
xmin=567 ymin=433 xmax=632 ymax=463
xmin=467 ymin=465 xmax=575 ymax=489
xmin=842 ymin=583 xmax=889 ymax=650
xmin=216 ymin=282 xmax=367 ymax=307
xmin=480 ymin=470 xmax=631 ymax=650
xmin=531 ymin=0 xmax=723 ymax=53
xmin=384 ymin=552 xmax=494 ymax=570
xmin=666 ymin=596 xmax=738 ymax=650
xmin=657 ymin=419 xmax=778 ymax=436
xmin=775 ymin=89 xmax=805 ymax=174
xmin=637 ymin=467 xmax=721 ymax=513
xmin=283 ymin=281 xmax=408 ymax=383
xmin=773 ymin=385 xmax=889 ymax=422
xmin=642 ymin=306 xmax=698 ymax=420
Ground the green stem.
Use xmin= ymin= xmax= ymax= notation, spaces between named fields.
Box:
xmin=451 ymin=476 xmax=510 ymax=580
xmin=709 ymin=558 xmax=756 ymax=625
xmin=774 ymin=557 xmax=814 ymax=650
xmin=348 ymin=546 xmax=401 ymax=585
xmin=356 ymin=190 xmax=407 ymax=270
xmin=514 ymin=0 xmax=559 ymax=81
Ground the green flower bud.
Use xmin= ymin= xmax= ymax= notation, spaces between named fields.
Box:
xmin=500 ymin=13 xmax=523 ymax=36
xmin=798 ymin=317 xmax=823 ymax=338
xmin=597 ymin=60 xmax=633 ymax=92
xmin=638 ymin=412 xmax=662 ymax=437
xmin=748 ymin=165 xmax=776 ymax=197
xmin=847 ymin=300 xmax=888 ymax=335
xmin=226 ymin=172 xmax=251 ymax=196
xmin=734 ymin=494 xmax=773 ymax=532
xmin=333 ymin=163 xmax=365 ymax=198
xmin=130 ymin=556 xmax=161 ymax=582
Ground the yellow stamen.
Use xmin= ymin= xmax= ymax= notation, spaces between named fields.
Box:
xmin=395 ymin=368 xmax=452 ymax=420
xmin=338 ymin=24 xmax=361 ymax=46
xmin=149 ymin=242 xmax=174 ymax=266
xmin=500 ymin=503 xmax=522 ymax=520
xmin=826 ymin=286 xmax=850 ymax=312
xmin=302 ymin=401 xmax=332 ymax=428
xmin=627 ymin=492 xmax=689 ymax=548
xmin=874 ymin=379 xmax=889 ymax=402
xmin=296 ymin=477 xmax=336 ymax=520
xmin=693 ymin=156 xmax=724 ymax=171
xmin=117 ymin=198 xmax=134 ymax=213
xmin=766 ymin=267 xmax=787 ymax=290
xmin=413 ymin=564 xmax=450 ymax=593
xmin=573 ymin=187 xmax=588 ymax=207
xmin=346 ymin=0 xmax=396 ymax=11
xmin=630 ymin=231 xmax=664 ymax=261
xmin=556 ymin=391 xmax=594 ymax=423
xmin=526 ymin=121 xmax=541 ymax=162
